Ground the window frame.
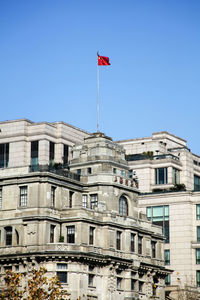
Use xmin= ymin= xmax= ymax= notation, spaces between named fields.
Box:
xmin=50 ymin=224 xmax=56 ymax=243
xmin=90 ymin=194 xmax=98 ymax=209
xmin=89 ymin=226 xmax=95 ymax=245
xmin=116 ymin=231 xmax=121 ymax=250
xmin=130 ymin=233 xmax=135 ymax=252
xmin=5 ymin=226 xmax=12 ymax=246
xmin=51 ymin=186 xmax=56 ymax=208
xmin=164 ymin=249 xmax=170 ymax=265
xmin=67 ymin=225 xmax=75 ymax=243
xmin=56 ymin=263 xmax=67 ymax=284
xmin=119 ymin=195 xmax=128 ymax=216
xmin=82 ymin=194 xmax=88 ymax=208
xmin=155 ymin=167 xmax=168 ymax=185
xmin=19 ymin=186 xmax=28 ymax=207
xmin=138 ymin=236 xmax=143 ymax=255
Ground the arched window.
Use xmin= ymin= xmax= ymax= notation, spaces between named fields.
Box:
xmin=119 ymin=196 xmax=128 ymax=216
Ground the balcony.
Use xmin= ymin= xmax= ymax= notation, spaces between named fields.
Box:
xmin=29 ymin=164 xmax=80 ymax=181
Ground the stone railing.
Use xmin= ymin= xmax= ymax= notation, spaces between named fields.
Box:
xmin=113 ymin=175 xmax=139 ymax=188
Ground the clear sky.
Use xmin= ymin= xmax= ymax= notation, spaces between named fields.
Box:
xmin=1 ymin=0 xmax=200 ymax=154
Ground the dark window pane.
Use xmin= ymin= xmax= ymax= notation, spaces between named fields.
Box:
xmin=57 ymin=272 xmax=67 ymax=283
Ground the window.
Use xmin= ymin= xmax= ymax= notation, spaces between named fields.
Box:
xmin=129 ymin=169 xmax=133 ymax=178
xmin=121 ymin=170 xmax=125 ymax=176
xmin=164 ymin=250 xmax=170 ymax=265
xmin=131 ymin=279 xmax=136 ymax=291
xmin=117 ymin=277 xmax=122 ymax=289
xmin=88 ymin=274 xmax=95 ymax=286
xmin=197 ymin=226 xmax=200 ymax=242
xmin=89 ymin=227 xmax=95 ymax=245
xmin=67 ymin=226 xmax=75 ymax=243
xmin=147 ymin=205 xmax=169 ymax=243
xmin=197 ymin=204 xmax=200 ymax=220
xmin=139 ymin=281 xmax=143 ymax=292
xmin=69 ymin=191 xmax=74 ymax=208
xmin=77 ymin=169 xmax=81 ymax=175
xmin=119 ymin=195 xmax=128 ymax=216
xmin=49 ymin=141 xmax=55 ymax=166
xmin=31 ymin=141 xmax=38 ymax=171
xmin=197 ymin=271 xmax=200 ymax=287
xmin=0 ymin=143 xmax=9 ymax=168
xmin=5 ymin=227 xmax=12 ymax=246
xmin=165 ymin=275 xmax=171 ymax=286
xmin=19 ymin=186 xmax=27 ymax=207
xmin=87 ymin=167 xmax=92 ymax=174
xmin=15 ymin=229 xmax=19 ymax=245
xmin=57 ymin=263 xmax=67 ymax=283
xmin=51 ymin=186 xmax=56 ymax=208
xmin=113 ymin=168 xmax=117 ymax=174
xmin=0 ymin=188 xmax=2 ymax=209
xmin=172 ymin=168 xmax=180 ymax=185
xmin=155 ymin=167 xmax=168 ymax=184
xmin=116 ymin=231 xmax=121 ymax=250
xmin=90 ymin=194 xmax=98 ymax=209
xmin=63 ymin=145 xmax=68 ymax=165
xmin=194 ymin=175 xmax=200 ymax=191
xmin=151 ymin=241 xmax=156 ymax=258
xmin=138 ymin=236 xmax=142 ymax=255
xmin=82 ymin=194 xmax=88 ymax=208
xmin=50 ymin=225 xmax=55 ymax=243
xmin=130 ymin=233 xmax=135 ymax=252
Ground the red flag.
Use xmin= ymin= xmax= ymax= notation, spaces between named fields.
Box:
xmin=97 ymin=54 xmax=110 ymax=66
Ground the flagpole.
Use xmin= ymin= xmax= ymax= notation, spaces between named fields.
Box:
xmin=97 ymin=59 xmax=100 ymax=132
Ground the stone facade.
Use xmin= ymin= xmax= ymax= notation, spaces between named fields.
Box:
xmin=118 ymin=131 xmax=200 ymax=296
xmin=0 ymin=119 xmax=169 ymax=300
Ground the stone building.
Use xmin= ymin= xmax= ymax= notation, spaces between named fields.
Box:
xmin=118 ymin=131 xmax=200 ymax=297
xmin=0 ymin=119 xmax=169 ymax=300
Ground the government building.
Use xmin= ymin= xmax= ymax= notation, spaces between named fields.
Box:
xmin=0 ymin=119 xmax=169 ymax=300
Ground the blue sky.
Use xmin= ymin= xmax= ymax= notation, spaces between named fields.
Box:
xmin=1 ymin=0 xmax=200 ymax=154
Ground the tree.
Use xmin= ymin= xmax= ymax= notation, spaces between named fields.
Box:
xmin=0 ymin=267 xmax=69 ymax=300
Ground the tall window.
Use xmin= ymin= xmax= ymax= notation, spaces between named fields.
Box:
xmin=67 ymin=226 xmax=75 ymax=243
xmin=172 ymin=168 xmax=180 ymax=185
xmin=89 ymin=227 xmax=95 ymax=245
xmin=147 ymin=205 xmax=169 ymax=243
xmin=165 ymin=274 xmax=171 ymax=286
xmin=90 ymin=194 xmax=98 ymax=209
xmin=57 ymin=264 xmax=67 ymax=283
xmin=116 ymin=231 xmax=121 ymax=250
xmin=82 ymin=195 xmax=88 ymax=208
xmin=0 ymin=188 xmax=2 ymax=210
xmin=0 ymin=143 xmax=9 ymax=168
xmin=19 ymin=186 xmax=27 ymax=207
xmin=51 ymin=186 xmax=56 ymax=208
xmin=15 ymin=229 xmax=19 ymax=245
xmin=117 ymin=277 xmax=122 ymax=289
xmin=164 ymin=250 xmax=170 ymax=265
xmin=151 ymin=241 xmax=156 ymax=258
xmin=50 ymin=225 xmax=55 ymax=243
xmin=194 ymin=175 xmax=200 ymax=191
xmin=31 ymin=141 xmax=39 ymax=170
xmin=138 ymin=236 xmax=142 ymax=254
xmin=130 ymin=233 xmax=135 ymax=252
xmin=63 ymin=145 xmax=69 ymax=165
xmin=119 ymin=195 xmax=128 ymax=216
xmin=197 ymin=271 xmax=200 ymax=287
xmin=5 ymin=227 xmax=12 ymax=246
xmin=155 ymin=167 xmax=168 ymax=185
xmin=88 ymin=274 xmax=95 ymax=287
xmin=69 ymin=191 xmax=74 ymax=208
xmin=197 ymin=204 xmax=200 ymax=220
xmin=49 ymin=142 xmax=55 ymax=166
xmin=197 ymin=227 xmax=200 ymax=242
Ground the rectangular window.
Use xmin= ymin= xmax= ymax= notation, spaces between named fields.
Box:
xmin=147 ymin=205 xmax=169 ymax=243
xmin=82 ymin=194 xmax=88 ymax=208
xmin=117 ymin=277 xmax=122 ymax=289
xmin=197 ymin=271 xmax=200 ymax=287
xmin=194 ymin=175 xmax=200 ymax=191
xmin=49 ymin=141 xmax=55 ymax=166
xmin=0 ymin=188 xmax=2 ymax=210
xmin=77 ymin=169 xmax=81 ymax=175
xmin=5 ymin=227 xmax=12 ymax=246
xmin=138 ymin=236 xmax=142 ymax=255
xmin=139 ymin=281 xmax=143 ymax=292
xmin=197 ymin=227 xmax=200 ymax=242
xmin=151 ymin=241 xmax=156 ymax=258
xmin=131 ymin=279 xmax=136 ymax=291
xmin=57 ymin=263 xmax=67 ymax=283
xmin=51 ymin=186 xmax=56 ymax=208
xmin=196 ymin=249 xmax=200 ymax=264
xmin=50 ymin=225 xmax=55 ymax=243
xmin=89 ymin=227 xmax=95 ymax=245
xmin=155 ymin=167 xmax=168 ymax=184
xmin=172 ymin=168 xmax=180 ymax=185
xmin=20 ymin=186 xmax=27 ymax=207
xmin=0 ymin=143 xmax=9 ymax=168
xmin=69 ymin=191 xmax=74 ymax=208
xmin=116 ymin=231 xmax=121 ymax=250
xmin=113 ymin=168 xmax=117 ymax=174
xmin=164 ymin=250 xmax=170 ymax=265
xmin=67 ymin=226 xmax=75 ymax=243
xmin=88 ymin=274 xmax=94 ymax=286
xmin=63 ymin=145 xmax=69 ymax=165
xmin=90 ymin=194 xmax=98 ymax=209
xmin=197 ymin=204 xmax=200 ymax=220
xmin=31 ymin=141 xmax=39 ymax=170
xmin=130 ymin=233 xmax=135 ymax=252
xmin=87 ymin=167 xmax=92 ymax=174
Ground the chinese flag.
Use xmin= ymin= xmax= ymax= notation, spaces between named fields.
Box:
xmin=98 ymin=54 xmax=110 ymax=66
